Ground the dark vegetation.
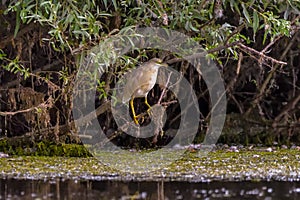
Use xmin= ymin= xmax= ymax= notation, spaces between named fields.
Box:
xmin=0 ymin=0 xmax=299 ymax=155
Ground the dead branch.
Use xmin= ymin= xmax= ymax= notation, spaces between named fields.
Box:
xmin=1 ymin=60 xmax=63 ymax=89
xmin=273 ymin=92 xmax=300 ymax=126
xmin=0 ymin=23 xmax=39 ymax=49
xmin=74 ymin=100 xmax=111 ymax=127
xmin=225 ymin=52 xmax=244 ymax=114
xmin=237 ymin=43 xmax=287 ymax=66
xmin=246 ymin=31 xmax=299 ymax=115
xmin=0 ymin=97 xmax=53 ymax=116
xmin=260 ymin=35 xmax=283 ymax=54
xmin=157 ymin=71 xmax=172 ymax=105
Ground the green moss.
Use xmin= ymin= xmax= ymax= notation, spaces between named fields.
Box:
xmin=0 ymin=149 xmax=299 ymax=181
xmin=0 ymin=138 xmax=92 ymax=157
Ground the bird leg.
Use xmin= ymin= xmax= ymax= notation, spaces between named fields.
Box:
xmin=130 ymin=98 xmax=140 ymax=125
xmin=144 ymin=98 xmax=152 ymax=114
xmin=130 ymin=97 xmax=153 ymax=125
xmin=144 ymin=98 xmax=151 ymax=109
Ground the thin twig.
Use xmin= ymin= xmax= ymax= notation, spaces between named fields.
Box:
xmin=237 ymin=43 xmax=287 ymax=65
xmin=161 ymin=100 xmax=177 ymax=106
xmin=74 ymin=101 xmax=111 ymax=127
xmin=225 ymin=52 xmax=244 ymax=114
xmin=157 ymin=72 xmax=172 ymax=105
xmin=166 ymin=40 xmax=243 ymax=64
xmin=224 ymin=24 xmax=245 ymax=45
xmin=260 ymin=35 xmax=283 ymax=54
xmin=1 ymin=60 xmax=63 ymax=89
xmin=156 ymin=0 xmax=168 ymax=25
xmin=245 ymin=31 xmax=299 ymax=115
xmin=273 ymin=92 xmax=300 ymax=124
xmin=0 ymin=23 xmax=38 ymax=49
xmin=0 ymin=97 xmax=52 ymax=116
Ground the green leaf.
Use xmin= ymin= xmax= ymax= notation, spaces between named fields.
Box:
xmin=253 ymin=11 xmax=259 ymax=36
xmin=242 ymin=3 xmax=251 ymax=24
xmin=184 ymin=21 xmax=190 ymax=31
xmin=189 ymin=22 xmax=199 ymax=32
xmin=103 ymin=0 xmax=108 ymax=10
xmin=0 ymin=50 xmax=6 ymax=60
xmin=230 ymin=0 xmax=241 ymax=15
xmin=14 ymin=9 xmax=20 ymax=38
xmin=112 ymin=0 xmax=118 ymax=11
xmin=263 ymin=31 xmax=268 ymax=45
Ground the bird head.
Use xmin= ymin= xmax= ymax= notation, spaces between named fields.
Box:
xmin=150 ymin=58 xmax=168 ymax=67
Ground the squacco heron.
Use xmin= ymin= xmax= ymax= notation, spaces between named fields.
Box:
xmin=122 ymin=58 xmax=168 ymax=125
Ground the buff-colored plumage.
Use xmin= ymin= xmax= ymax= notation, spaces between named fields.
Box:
xmin=122 ymin=58 xmax=168 ymax=124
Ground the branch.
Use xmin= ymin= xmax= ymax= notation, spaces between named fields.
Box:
xmin=74 ymin=100 xmax=111 ymax=127
xmin=273 ymin=92 xmax=300 ymax=125
xmin=1 ymin=60 xmax=63 ymax=89
xmin=246 ymin=31 xmax=299 ymax=115
xmin=166 ymin=40 xmax=243 ymax=64
xmin=0 ymin=23 xmax=39 ymax=49
xmin=237 ymin=43 xmax=287 ymax=66
xmin=0 ymin=97 xmax=53 ymax=116
xmin=260 ymin=35 xmax=283 ymax=54
xmin=157 ymin=71 xmax=172 ymax=105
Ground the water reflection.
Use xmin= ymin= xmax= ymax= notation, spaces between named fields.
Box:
xmin=1 ymin=179 xmax=300 ymax=199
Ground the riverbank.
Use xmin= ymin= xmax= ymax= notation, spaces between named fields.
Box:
xmin=1 ymin=148 xmax=300 ymax=182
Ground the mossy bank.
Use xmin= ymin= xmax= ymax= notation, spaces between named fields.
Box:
xmin=1 ymin=149 xmax=300 ymax=182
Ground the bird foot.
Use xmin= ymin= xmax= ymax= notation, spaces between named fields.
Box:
xmin=133 ymin=107 xmax=155 ymax=125
xmin=160 ymin=130 xmax=164 ymax=137
xmin=133 ymin=114 xmax=145 ymax=125
xmin=146 ymin=108 xmax=152 ymax=116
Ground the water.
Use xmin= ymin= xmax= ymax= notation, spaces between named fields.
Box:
xmin=1 ymin=179 xmax=300 ymax=199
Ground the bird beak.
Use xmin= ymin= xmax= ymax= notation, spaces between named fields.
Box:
xmin=159 ymin=63 xmax=168 ymax=67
